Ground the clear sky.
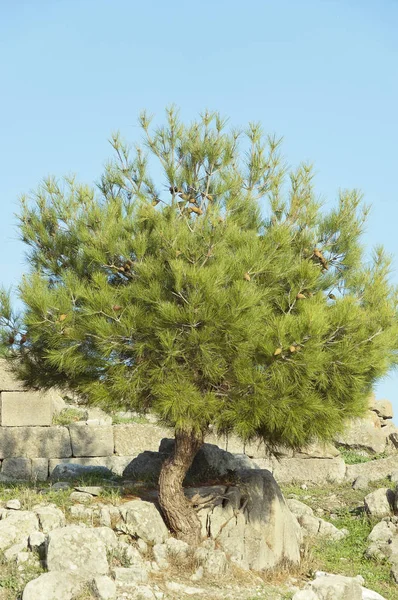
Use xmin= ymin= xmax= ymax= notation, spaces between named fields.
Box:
xmin=1 ymin=0 xmax=398 ymax=408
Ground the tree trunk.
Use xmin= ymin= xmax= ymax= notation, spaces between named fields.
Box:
xmin=158 ymin=429 xmax=204 ymax=546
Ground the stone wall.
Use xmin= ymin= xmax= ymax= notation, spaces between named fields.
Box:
xmin=1 ymin=360 xmax=397 ymax=484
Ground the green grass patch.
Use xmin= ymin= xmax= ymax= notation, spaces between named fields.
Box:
xmin=336 ymin=445 xmax=388 ymax=465
xmin=111 ymin=414 xmax=150 ymax=425
xmin=281 ymin=479 xmax=398 ymax=599
xmin=310 ymin=511 xmax=396 ymax=599
xmin=52 ymin=407 xmax=86 ymax=425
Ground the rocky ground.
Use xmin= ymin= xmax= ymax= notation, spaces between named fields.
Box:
xmin=1 ymin=390 xmax=398 ymax=599
xmin=1 ymin=468 xmax=398 ymax=600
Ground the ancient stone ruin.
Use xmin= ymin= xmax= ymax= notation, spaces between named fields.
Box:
xmin=1 ymin=359 xmax=398 ymax=487
xmin=1 ymin=358 xmax=397 ymax=599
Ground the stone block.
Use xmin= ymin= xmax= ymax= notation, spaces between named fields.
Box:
xmin=1 ymin=457 xmax=32 ymax=480
xmin=0 ymin=391 xmax=53 ymax=426
xmin=69 ymin=423 xmax=114 ymax=457
xmin=268 ymin=456 xmax=346 ymax=484
xmin=345 ymin=455 xmax=398 ymax=484
xmin=113 ymin=423 xmax=172 ymax=456
xmin=0 ymin=426 xmax=72 ymax=459
xmin=48 ymin=455 xmax=134 ymax=476
xmin=334 ymin=417 xmax=387 ymax=454
xmin=31 ymin=458 xmax=49 ymax=481
xmin=0 ymin=359 xmax=27 ymax=391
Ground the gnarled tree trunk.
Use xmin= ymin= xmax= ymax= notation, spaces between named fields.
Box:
xmin=158 ymin=429 xmax=203 ymax=546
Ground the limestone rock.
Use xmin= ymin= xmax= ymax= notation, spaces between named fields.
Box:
xmin=292 ymin=590 xmax=318 ymax=600
xmin=6 ymin=499 xmax=21 ymax=510
xmin=29 ymin=531 xmax=46 ymax=552
xmin=50 ymin=462 xmax=113 ymax=481
xmin=194 ymin=546 xmax=228 ymax=576
xmin=122 ymin=451 xmax=164 ymax=482
xmin=51 ymin=391 xmax=66 ymax=415
xmin=32 ymin=458 xmax=49 ymax=481
xmin=294 ymin=441 xmax=340 ymax=459
xmin=165 ymin=581 xmax=205 ymax=595
xmin=93 ymin=526 xmax=118 ymax=550
xmin=123 ymin=440 xmax=258 ymax=483
xmin=286 ymin=499 xmax=314 ymax=518
xmin=1 ymin=458 xmax=32 ymax=481
xmin=372 ymin=399 xmax=393 ymax=420
xmin=153 ymin=543 xmax=169 ymax=569
xmin=287 ymin=500 xmax=346 ymax=541
xmin=0 ymin=511 xmax=39 ymax=551
xmin=33 ymin=504 xmax=66 ymax=533
xmin=70 ymin=491 xmax=93 ymax=503
xmin=4 ymin=541 xmax=28 ymax=561
xmin=364 ymin=488 xmax=394 ymax=518
xmin=366 ymin=518 xmax=398 ymax=565
xmin=345 ymin=455 xmax=398 ymax=484
xmin=267 ymin=456 xmax=346 ymax=485
xmin=292 ymin=573 xmax=376 ymax=600
xmin=160 ymin=438 xmax=259 ymax=480
xmin=0 ymin=390 xmax=54 ymax=426
xmin=0 ymin=359 xmax=28 ymax=391
xmin=361 ymin=589 xmax=387 ymax=600
xmin=22 ymin=571 xmax=86 ymax=600
xmin=352 ymin=475 xmax=370 ymax=490
xmin=334 ymin=418 xmax=387 ymax=454
xmin=116 ymin=500 xmax=168 ymax=545
xmin=86 ymin=406 xmax=113 ymax=425
xmin=116 ymin=541 xmax=148 ymax=569
xmin=75 ymin=486 xmax=103 ymax=496
xmin=114 ymin=423 xmax=172 ymax=455
xmin=190 ymin=469 xmax=301 ymax=571
xmin=308 ymin=574 xmax=362 ymax=600
xmin=165 ymin=537 xmax=190 ymax=560
xmin=51 ymin=481 xmax=71 ymax=491
xmin=0 ymin=426 xmax=72 ymax=459
xmin=112 ymin=565 xmax=149 ymax=585
xmin=92 ymin=575 xmax=117 ymax=600
xmin=68 ymin=423 xmax=114 ymax=457
xmin=46 ymin=525 xmax=109 ymax=577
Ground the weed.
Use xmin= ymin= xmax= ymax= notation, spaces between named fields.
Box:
xmin=0 ymin=552 xmax=43 ymax=599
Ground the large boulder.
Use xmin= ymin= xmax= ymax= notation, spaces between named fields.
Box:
xmin=345 ymin=456 xmax=398 ymax=484
xmin=46 ymin=525 xmax=109 ymax=577
xmin=366 ymin=517 xmax=398 ymax=565
xmin=268 ymin=456 xmax=346 ymax=485
xmin=364 ymin=488 xmax=394 ymax=518
xmin=334 ymin=417 xmax=388 ymax=454
xmin=32 ymin=504 xmax=66 ymax=533
xmin=50 ymin=462 xmax=113 ymax=481
xmin=187 ymin=469 xmax=302 ymax=571
xmin=0 ymin=511 xmax=39 ymax=551
xmin=287 ymin=499 xmax=347 ymax=541
xmin=115 ymin=500 xmax=169 ymax=545
xmin=122 ymin=451 xmax=164 ymax=482
xmin=123 ymin=439 xmax=258 ymax=483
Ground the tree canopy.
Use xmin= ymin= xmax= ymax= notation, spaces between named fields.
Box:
xmin=2 ymin=108 xmax=398 ymax=453
xmin=2 ymin=107 xmax=398 ymax=542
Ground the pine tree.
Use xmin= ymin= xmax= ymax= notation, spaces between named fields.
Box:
xmin=1 ymin=107 xmax=398 ymax=544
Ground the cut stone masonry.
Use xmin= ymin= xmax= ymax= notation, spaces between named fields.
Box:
xmin=0 ymin=360 xmax=397 ymax=485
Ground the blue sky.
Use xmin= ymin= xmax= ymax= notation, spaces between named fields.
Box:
xmin=1 ymin=0 xmax=398 ymax=409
